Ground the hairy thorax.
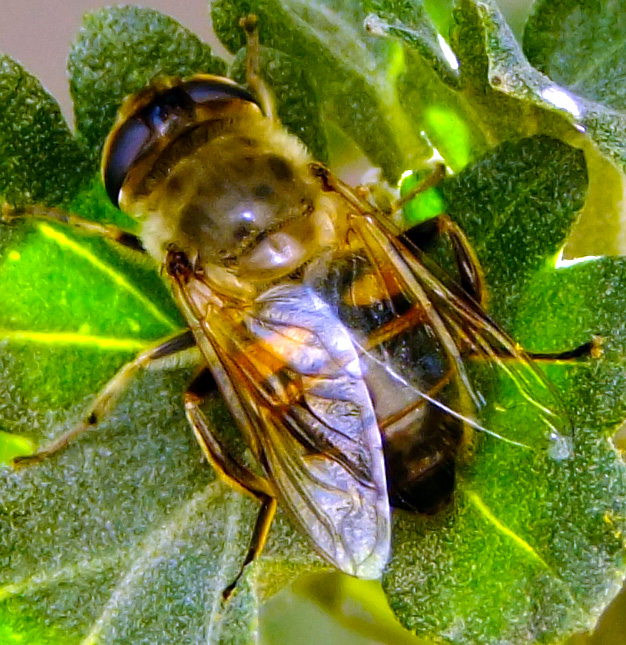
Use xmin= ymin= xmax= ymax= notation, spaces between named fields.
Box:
xmin=120 ymin=115 xmax=339 ymax=298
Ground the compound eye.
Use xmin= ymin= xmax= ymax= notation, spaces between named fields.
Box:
xmin=141 ymin=87 xmax=193 ymax=131
xmin=103 ymin=76 xmax=260 ymax=208
xmin=183 ymin=78 xmax=259 ymax=107
xmin=103 ymin=117 xmax=151 ymax=207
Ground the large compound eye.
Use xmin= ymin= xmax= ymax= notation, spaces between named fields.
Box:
xmin=103 ymin=117 xmax=152 ymax=207
xmin=102 ymin=76 xmax=260 ymax=208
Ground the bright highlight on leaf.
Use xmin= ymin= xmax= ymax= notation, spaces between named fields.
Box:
xmin=466 ymin=491 xmax=553 ymax=571
xmin=540 ymin=86 xmax=581 ymax=119
xmin=423 ymin=106 xmax=471 ymax=171
xmin=0 ymin=430 xmax=34 ymax=464
xmin=36 ymin=223 xmax=178 ymax=331
xmin=0 ymin=330 xmax=150 ymax=351
xmin=398 ymin=170 xmax=446 ymax=227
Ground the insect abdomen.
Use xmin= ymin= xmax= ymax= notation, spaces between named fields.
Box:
xmin=312 ymin=253 xmax=467 ymax=515
xmin=383 ymin=404 xmax=463 ymax=514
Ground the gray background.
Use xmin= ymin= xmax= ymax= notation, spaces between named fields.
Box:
xmin=0 ymin=0 xmax=220 ymax=121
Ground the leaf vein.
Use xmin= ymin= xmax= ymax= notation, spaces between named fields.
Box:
xmin=467 ymin=490 xmax=552 ymax=570
xmin=38 ymin=223 xmax=177 ymax=331
xmin=80 ymin=484 xmax=223 ymax=645
xmin=0 ymin=329 xmax=152 ymax=351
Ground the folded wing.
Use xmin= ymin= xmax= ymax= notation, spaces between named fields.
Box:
xmin=177 ymin=276 xmax=390 ymax=579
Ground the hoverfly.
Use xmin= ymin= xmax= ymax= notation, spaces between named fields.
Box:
xmin=5 ymin=16 xmax=579 ymax=598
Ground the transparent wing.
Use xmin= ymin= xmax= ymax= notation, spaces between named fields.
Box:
xmin=172 ymin=274 xmax=390 ymax=579
xmin=348 ymin=213 xmax=573 ymax=456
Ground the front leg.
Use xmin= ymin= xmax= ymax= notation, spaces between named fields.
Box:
xmin=240 ymin=14 xmax=276 ymax=120
xmin=2 ymin=202 xmax=145 ymax=253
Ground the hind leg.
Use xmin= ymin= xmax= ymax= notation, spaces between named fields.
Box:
xmin=184 ymin=367 xmax=276 ymax=600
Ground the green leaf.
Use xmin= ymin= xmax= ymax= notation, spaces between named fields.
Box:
xmin=362 ymin=0 xmax=461 ymax=88
xmin=515 ymin=258 xmax=626 ymax=432
xmin=524 ymin=0 xmax=626 ymax=111
xmin=0 ymin=56 xmax=89 ymax=206
xmin=0 ymin=371 xmax=260 ymax=644
xmin=0 ymin=3 xmax=625 ymax=645
xmin=366 ymin=0 xmax=626 ymax=260
xmin=520 ymin=1 xmax=626 ymax=258
xmin=383 ymin=137 xmax=626 ymax=644
xmin=212 ymin=0 xmax=479 ymax=178
xmin=441 ymin=135 xmax=588 ymax=325
xmin=357 ymin=0 xmax=535 ymax=152
xmin=453 ymin=0 xmax=626 ymax=175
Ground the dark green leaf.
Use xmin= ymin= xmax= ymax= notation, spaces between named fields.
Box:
xmin=524 ymin=0 xmax=626 ymax=111
xmin=520 ymin=1 xmax=626 ymax=260
xmin=364 ymin=0 xmax=626 ymax=265
xmin=0 ymin=56 xmax=88 ymax=206
xmin=359 ymin=0 xmax=539 ymax=148
xmin=0 ymin=369 xmax=263 ymax=644
xmin=441 ymin=135 xmax=588 ymax=325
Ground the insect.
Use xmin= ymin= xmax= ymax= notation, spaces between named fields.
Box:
xmin=4 ymin=17 xmax=582 ymax=598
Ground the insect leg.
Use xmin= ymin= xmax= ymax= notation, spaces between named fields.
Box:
xmin=184 ymin=367 xmax=276 ymax=600
xmin=12 ymin=330 xmax=196 ymax=467
xmin=310 ymin=161 xmax=485 ymax=302
xmin=403 ymin=214 xmax=485 ymax=304
xmin=389 ymin=163 xmax=447 ymax=216
xmin=490 ymin=340 xmax=597 ymax=362
xmin=526 ymin=341 xmax=599 ymax=361
xmin=309 ymin=162 xmax=378 ymax=214
xmin=240 ymin=14 xmax=276 ymax=120
xmin=2 ymin=202 xmax=145 ymax=253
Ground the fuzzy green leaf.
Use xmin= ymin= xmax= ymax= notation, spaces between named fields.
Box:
xmin=524 ymin=0 xmax=626 ymax=111
xmin=521 ymin=0 xmax=626 ymax=257
xmin=362 ymin=0 xmax=626 ymax=249
xmin=441 ymin=135 xmax=588 ymax=324
xmin=362 ymin=0 xmax=461 ymax=88
xmin=361 ymin=0 xmax=626 ymax=272
xmin=454 ymin=0 xmax=626 ymax=174
xmin=0 ymin=57 xmax=88 ymax=207
xmin=0 ymin=371 xmax=259 ymax=644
